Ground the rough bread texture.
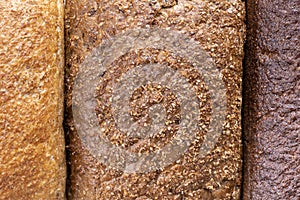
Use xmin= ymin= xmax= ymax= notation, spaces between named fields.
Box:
xmin=65 ymin=0 xmax=245 ymax=199
xmin=0 ymin=0 xmax=66 ymax=199
xmin=243 ymin=0 xmax=300 ymax=199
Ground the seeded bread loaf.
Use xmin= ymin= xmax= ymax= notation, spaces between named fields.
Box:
xmin=243 ymin=0 xmax=300 ymax=199
xmin=65 ymin=0 xmax=246 ymax=199
xmin=0 ymin=0 xmax=66 ymax=199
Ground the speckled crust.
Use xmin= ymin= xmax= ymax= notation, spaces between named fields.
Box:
xmin=0 ymin=0 xmax=66 ymax=199
xmin=243 ymin=0 xmax=300 ymax=199
xmin=65 ymin=0 xmax=245 ymax=199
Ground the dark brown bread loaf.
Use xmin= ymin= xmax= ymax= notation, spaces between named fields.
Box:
xmin=243 ymin=0 xmax=300 ymax=199
xmin=65 ymin=0 xmax=246 ymax=199
xmin=0 ymin=0 xmax=66 ymax=199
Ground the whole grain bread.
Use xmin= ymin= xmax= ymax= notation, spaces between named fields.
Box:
xmin=0 ymin=0 xmax=66 ymax=199
xmin=65 ymin=0 xmax=246 ymax=199
xmin=243 ymin=0 xmax=300 ymax=199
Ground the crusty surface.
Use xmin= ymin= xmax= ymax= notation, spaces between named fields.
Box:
xmin=65 ymin=0 xmax=245 ymax=199
xmin=0 ymin=0 xmax=66 ymax=199
xmin=243 ymin=0 xmax=300 ymax=199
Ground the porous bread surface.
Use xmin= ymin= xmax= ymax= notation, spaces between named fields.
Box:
xmin=65 ymin=0 xmax=246 ymax=199
xmin=0 ymin=0 xmax=66 ymax=199
xmin=243 ymin=0 xmax=300 ymax=199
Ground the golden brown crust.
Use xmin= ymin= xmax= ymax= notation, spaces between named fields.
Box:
xmin=65 ymin=0 xmax=246 ymax=199
xmin=0 ymin=0 xmax=66 ymax=199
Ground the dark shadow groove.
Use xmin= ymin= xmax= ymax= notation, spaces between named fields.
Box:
xmin=241 ymin=0 xmax=249 ymax=199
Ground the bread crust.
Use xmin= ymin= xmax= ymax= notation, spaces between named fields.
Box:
xmin=243 ymin=0 xmax=300 ymax=199
xmin=0 ymin=0 xmax=66 ymax=199
xmin=65 ymin=0 xmax=246 ymax=199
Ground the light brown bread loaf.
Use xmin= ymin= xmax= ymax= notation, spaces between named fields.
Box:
xmin=65 ymin=0 xmax=246 ymax=199
xmin=0 ymin=0 xmax=66 ymax=199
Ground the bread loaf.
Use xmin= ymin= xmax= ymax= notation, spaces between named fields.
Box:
xmin=0 ymin=0 xmax=66 ymax=199
xmin=243 ymin=0 xmax=300 ymax=199
xmin=65 ymin=0 xmax=246 ymax=199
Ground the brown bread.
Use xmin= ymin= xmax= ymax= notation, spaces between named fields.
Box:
xmin=0 ymin=0 xmax=66 ymax=199
xmin=243 ymin=0 xmax=300 ymax=199
xmin=65 ymin=0 xmax=246 ymax=199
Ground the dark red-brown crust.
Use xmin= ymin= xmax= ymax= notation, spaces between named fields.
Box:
xmin=243 ymin=0 xmax=300 ymax=199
